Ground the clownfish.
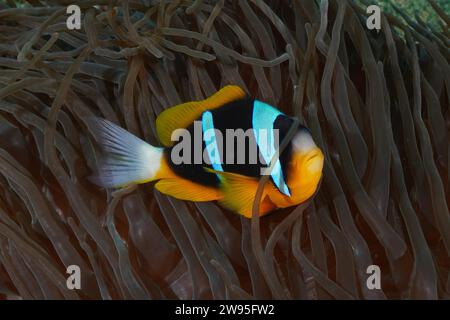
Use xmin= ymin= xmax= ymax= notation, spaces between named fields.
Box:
xmin=89 ymin=85 xmax=324 ymax=218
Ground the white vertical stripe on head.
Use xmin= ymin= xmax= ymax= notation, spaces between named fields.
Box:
xmin=252 ymin=100 xmax=290 ymax=196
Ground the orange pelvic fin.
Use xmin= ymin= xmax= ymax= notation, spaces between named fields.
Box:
xmin=205 ymin=168 xmax=275 ymax=218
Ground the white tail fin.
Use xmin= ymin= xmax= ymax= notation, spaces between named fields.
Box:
xmin=87 ymin=118 xmax=163 ymax=188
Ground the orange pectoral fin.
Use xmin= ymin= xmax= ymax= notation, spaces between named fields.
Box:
xmin=155 ymin=178 xmax=222 ymax=202
xmin=205 ymin=169 xmax=275 ymax=218
xmin=156 ymin=85 xmax=246 ymax=147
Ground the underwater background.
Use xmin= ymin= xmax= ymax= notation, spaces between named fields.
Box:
xmin=0 ymin=0 xmax=448 ymax=299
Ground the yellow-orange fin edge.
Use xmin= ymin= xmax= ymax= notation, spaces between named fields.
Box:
xmin=156 ymin=85 xmax=246 ymax=147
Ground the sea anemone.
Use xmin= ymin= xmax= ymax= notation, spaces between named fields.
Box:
xmin=0 ymin=0 xmax=448 ymax=299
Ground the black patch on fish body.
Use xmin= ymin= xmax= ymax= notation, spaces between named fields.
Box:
xmin=166 ymin=98 xmax=295 ymax=189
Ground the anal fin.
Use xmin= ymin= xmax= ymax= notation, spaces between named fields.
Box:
xmin=155 ymin=178 xmax=222 ymax=202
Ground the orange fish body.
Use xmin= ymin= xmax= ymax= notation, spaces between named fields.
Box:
xmin=89 ymin=85 xmax=324 ymax=218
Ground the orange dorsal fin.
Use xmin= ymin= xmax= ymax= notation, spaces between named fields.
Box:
xmin=156 ymin=85 xmax=246 ymax=147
